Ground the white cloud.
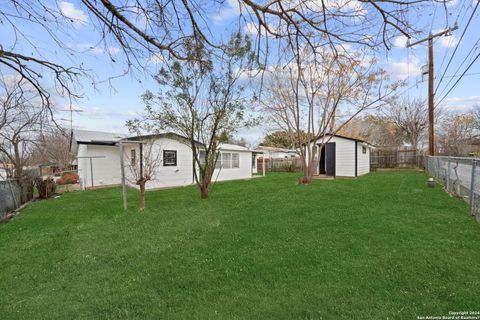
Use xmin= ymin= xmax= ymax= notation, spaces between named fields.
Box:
xmin=148 ymin=53 xmax=167 ymax=65
xmin=322 ymin=0 xmax=367 ymax=16
xmin=387 ymin=56 xmax=422 ymax=80
xmin=79 ymin=106 xmax=137 ymax=121
xmin=444 ymin=96 xmax=480 ymax=104
xmin=92 ymin=47 xmax=120 ymax=55
xmin=438 ymin=35 xmax=459 ymax=48
xmin=244 ymin=22 xmax=259 ymax=35
xmin=445 ymin=0 xmax=459 ymax=7
xmin=59 ymin=1 xmax=88 ymax=24
xmin=212 ymin=0 xmax=241 ymax=22
xmin=244 ymin=21 xmax=283 ymax=36
xmin=68 ymin=43 xmax=119 ymax=55
xmin=393 ymin=35 xmax=409 ymax=48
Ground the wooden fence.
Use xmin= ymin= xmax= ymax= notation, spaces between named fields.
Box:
xmin=257 ymin=157 xmax=303 ymax=172
xmin=370 ymin=150 xmax=424 ymax=169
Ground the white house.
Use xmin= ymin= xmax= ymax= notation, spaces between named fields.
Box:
xmin=254 ymin=146 xmax=298 ymax=159
xmin=70 ymin=130 xmax=259 ymax=190
xmin=313 ymin=134 xmax=373 ymax=178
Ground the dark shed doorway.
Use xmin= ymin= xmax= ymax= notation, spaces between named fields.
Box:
xmin=319 ymin=142 xmax=336 ymax=176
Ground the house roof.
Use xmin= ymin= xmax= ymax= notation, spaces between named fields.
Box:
xmin=314 ymin=133 xmax=374 ymax=147
xmin=123 ymin=132 xmax=203 ymax=146
xmin=70 ymin=129 xmax=251 ymax=152
xmin=255 ymin=146 xmax=297 ymax=153
xmin=218 ymin=143 xmax=251 ymax=152
xmin=72 ymin=129 xmax=127 ymax=144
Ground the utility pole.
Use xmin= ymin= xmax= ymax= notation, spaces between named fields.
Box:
xmin=428 ymin=36 xmax=434 ymax=156
xmin=407 ymin=25 xmax=458 ymax=156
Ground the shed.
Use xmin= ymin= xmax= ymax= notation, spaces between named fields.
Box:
xmin=315 ymin=134 xmax=373 ymax=178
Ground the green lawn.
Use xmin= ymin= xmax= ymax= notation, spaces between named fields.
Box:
xmin=1 ymin=172 xmax=479 ymax=319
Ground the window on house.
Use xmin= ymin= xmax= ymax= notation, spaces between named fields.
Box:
xmin=222 ymin=153 xmax=232 ymax=169
xmin=215 ymin=152 xmax=240 ymax=169
xmin=215 ymin=153 xmax=221 ymax=169
xmin=362 ymin=146 xmax=367 ymax=154
xmin=232 ymin=153 xmax=239 ymax=168
xmin=130 ymin=149 xmax=136 ymax=166
xmin=199 ymin=150 xmax=206 ymax=165
xmin=163 ymin=150 xmax=177 ymax=166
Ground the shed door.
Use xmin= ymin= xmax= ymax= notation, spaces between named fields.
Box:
xmin=325 ymin=142 xmax=336 ymax=177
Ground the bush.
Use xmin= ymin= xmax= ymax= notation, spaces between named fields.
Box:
xmin=34 ymin=177 xmax=56 ymax=199
xmin=58 ymin=172 xmax=79 ymax=185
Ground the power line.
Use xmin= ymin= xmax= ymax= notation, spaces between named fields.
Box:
xmin=437 ymin=0 xmax=470 ymax=74
xmin=434 ymin=0 xmax=479 ymax=94
xmin=436 ymin=37 xmax=480 ymax=99
xmin=435 ymin=50 xmax=480 ymax=107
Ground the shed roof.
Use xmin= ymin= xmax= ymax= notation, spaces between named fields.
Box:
xmin=314 ymin=133 xmax=374 ymax=147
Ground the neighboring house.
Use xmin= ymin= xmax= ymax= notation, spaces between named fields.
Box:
xmin=70 ymin=129 xmax=259 ymax=190
xmin=311 ymin=134 xmax=373 ymax=178
xmin=254 ymin=146 xmax=298 ymax=159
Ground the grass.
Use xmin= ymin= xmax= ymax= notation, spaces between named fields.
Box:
xmin=0 ymin=171 xmax=479 ymax=319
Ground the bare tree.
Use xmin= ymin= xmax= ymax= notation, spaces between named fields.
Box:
xmin=31 ymin=127 xmax=75 ymax=170
xmin=0 ymin=76 xmax=50 ymax=202
xmin=1 ymin=1 xmax=451 ymax=110
xmin=263 ymin=48 xmax=395 ymax=183
xmin=128 ymin=34 xmax=256 ymax=199
xmin=381 ymin=98 xmax=432 ymax=151
xmin=124 ymin=138 xmax=161 ymax=210
xmin=348 ymin=115 xmax=405 ymax=148
xmin=437 ymin=112 xmax=477 ymax=156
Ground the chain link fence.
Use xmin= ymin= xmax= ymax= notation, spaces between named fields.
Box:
xmin=425 ymin=156 xmax=480 ymax=223
xmin=0 ymin=180 xmax=21 ymax=220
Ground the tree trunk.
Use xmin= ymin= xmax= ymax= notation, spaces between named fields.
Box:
xmin=139 ymin=182 xmax=146 ymax=210
xmin=299 ymin=144 xmax=316 ymax=185
xmin=200 ymin=185 xmax=209 ymax=199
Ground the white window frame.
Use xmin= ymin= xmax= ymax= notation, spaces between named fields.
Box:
xmin=216 ymin=152 xmax=240 ymax=169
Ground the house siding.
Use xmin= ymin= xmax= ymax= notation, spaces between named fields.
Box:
xmin=77 ymin=144 xmax=122 ymax=188
xmin=331 ymin=137 xmax=356 ymax=177
xmin=357 ymin=143 xmax=370 ymax=176
xmin=214 ymin=151 xmax=252 ymax=182
xmin=122 ymin=138 xmax=253 ymax=190
xmin=135 ymin=138 xmax=195 ymax=189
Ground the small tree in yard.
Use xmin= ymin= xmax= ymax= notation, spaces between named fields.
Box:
xmin=124 ymin=139 xmax=161 ymax=210
xmin=31 ymin=127 xmax=75 ymax=171
xmin=263 ymin=49 xmax=397 ymax=184
xmin=128 ymin=34 xmax=256 ymax=199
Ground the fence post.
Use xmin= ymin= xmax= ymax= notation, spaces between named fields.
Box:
xmin=447 ymin=159 xmax=451 ymax=192
xmin=469 ymin=159 xmax=477 ymax=216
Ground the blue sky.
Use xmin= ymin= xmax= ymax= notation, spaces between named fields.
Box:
xmin=2 ymin=0 xmax=480 ymax=146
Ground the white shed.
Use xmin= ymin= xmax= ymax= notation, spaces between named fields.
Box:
xmin=315 ymin=134 xmax=373 ymax=178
